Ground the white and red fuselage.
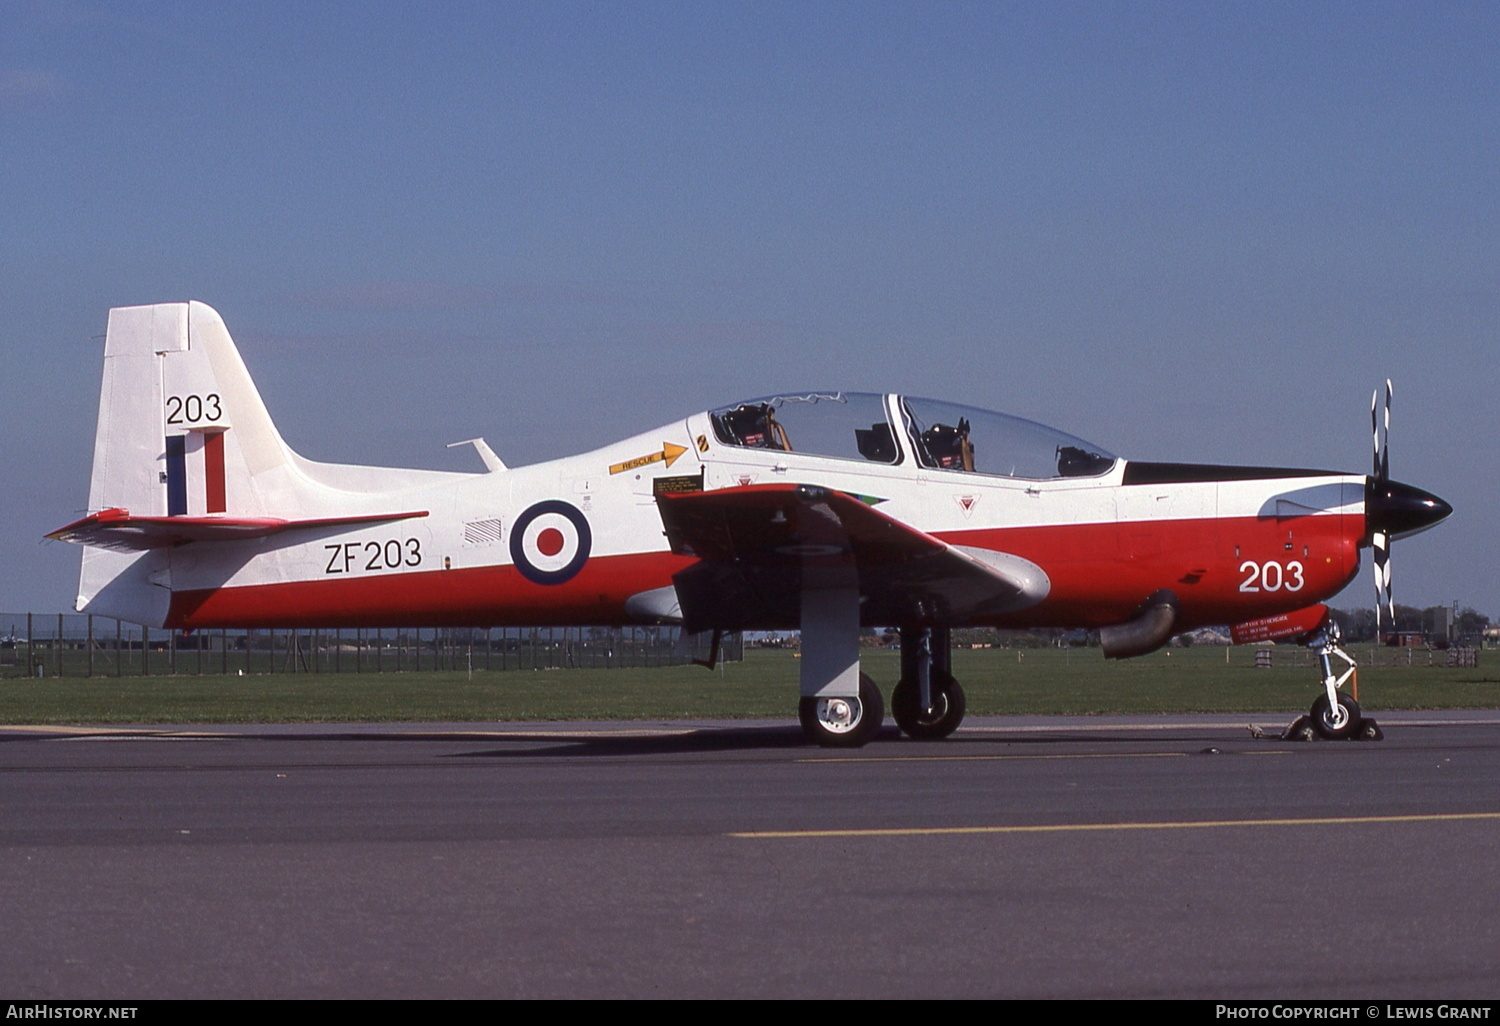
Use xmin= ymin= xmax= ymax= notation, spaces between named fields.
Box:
xmin=158 ymin=427 xmax=1357 ymax=634
xmin=53 ymin=305 xmax=1448 ymax=646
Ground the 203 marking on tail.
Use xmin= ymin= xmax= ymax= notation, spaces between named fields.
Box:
xmin=49 ymin=302 xmax=1452 ymax=746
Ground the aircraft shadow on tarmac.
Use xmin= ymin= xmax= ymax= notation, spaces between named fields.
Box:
xmin=4 ymin=718 xmax=1352 ymax=758
xmin=439 ymin=723 xmax=1310 ymax=758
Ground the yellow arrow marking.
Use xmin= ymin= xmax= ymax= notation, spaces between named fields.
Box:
xmin=609 ymin=442 xmax=688 ymax=475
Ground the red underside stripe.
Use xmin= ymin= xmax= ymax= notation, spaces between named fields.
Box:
xmin=168 ymin=552 xmax=698 ymax=630
xmin=165 ymin=514 xmax=1363 ymax=632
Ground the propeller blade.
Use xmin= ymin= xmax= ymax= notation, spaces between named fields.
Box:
xmin=1371 ymin=379 xmax=1393 ymax=482
xmin=1381 ymin=378 xmax=1392 ymax=481
xmin=1372 ymin=529 xmax=1393 ymax=638
xmin=1370 ymin=379 xmax=1395 ymax=639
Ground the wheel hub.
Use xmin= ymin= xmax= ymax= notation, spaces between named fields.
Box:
xmin=1321 ymin=702 xmax=1350 ymax=731
xmin=816 ymin=697 xmax=862 ymax=734
xmin=915 ymin=693 xmax=948 ymax=725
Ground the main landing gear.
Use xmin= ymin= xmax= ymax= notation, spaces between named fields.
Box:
xmin=794 ymin=614 xmax=969 ymax=747
xmin=890 ymin=626 xmax=967 ymax=740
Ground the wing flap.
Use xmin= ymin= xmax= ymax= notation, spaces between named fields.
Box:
xmin=657 ymin=484 xmax=1048 ymax=629
xmin=47 ymin=508 xmax=429 ymax=553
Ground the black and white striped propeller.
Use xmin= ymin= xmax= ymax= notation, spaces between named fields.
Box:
xmin=1365 ymin=380 xmax=1452 ymax=642
xmin=1370 ymin=380 xmax=1394 ymax=636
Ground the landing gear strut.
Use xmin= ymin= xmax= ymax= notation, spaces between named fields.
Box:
xmin=891 ymin=626 xmax=967 ymax=740
xmin=796 ymin=585 xmax=883 ymax=747
xmin=1300 ymin=621 xmax=1365 ymax=740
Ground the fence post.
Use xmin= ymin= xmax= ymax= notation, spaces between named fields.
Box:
xmin=141 ymin=624 xmax=149 ymax=676
xmin=26 ymin=612 xmax=33 ymax=677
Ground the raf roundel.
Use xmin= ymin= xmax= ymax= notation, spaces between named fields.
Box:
xmin=510 ymin=500 xmax=592 ymax=585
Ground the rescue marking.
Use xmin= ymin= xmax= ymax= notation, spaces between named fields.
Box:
xmin=608 ymin=442 xmax=688 ymax=475
xmin=728 ymin=811 xmax=1500 ymax=840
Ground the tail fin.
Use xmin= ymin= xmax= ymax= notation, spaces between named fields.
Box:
xmin=74 ymin=302 xmax=301 ymax=621
xmin=66 ymin=301 xmax=466 ymax=625
xmin=88 ymin=301 xmax=296 ymax=520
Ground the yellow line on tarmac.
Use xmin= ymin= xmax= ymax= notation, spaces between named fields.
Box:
xmin=729 ymin=811 xmax=1500 ymax=840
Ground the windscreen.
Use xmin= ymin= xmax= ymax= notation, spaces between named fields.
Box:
xmin=900 ymin=397 xmax=1115 ymax=479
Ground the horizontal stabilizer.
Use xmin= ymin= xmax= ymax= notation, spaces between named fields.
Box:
xmin=47 ymin=508 xmax=429 ymax=553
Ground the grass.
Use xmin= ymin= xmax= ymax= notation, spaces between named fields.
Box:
xmin=0 ymin=646 xmax=1497 ymax=725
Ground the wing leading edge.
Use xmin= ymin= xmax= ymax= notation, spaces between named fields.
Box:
xmin=656 ymin=483 xmax=1049 ymax=631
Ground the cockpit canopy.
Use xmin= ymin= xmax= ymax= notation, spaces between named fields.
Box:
xmin=709 ymin=392 xmax=1116 ymax=480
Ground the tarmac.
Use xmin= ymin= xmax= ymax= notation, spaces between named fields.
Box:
xmin=2 ymin=712 xmax=1498 ymax=998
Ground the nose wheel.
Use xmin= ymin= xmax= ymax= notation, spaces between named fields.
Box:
xmin=1309 ymin=692 xmax=1362 ymax=741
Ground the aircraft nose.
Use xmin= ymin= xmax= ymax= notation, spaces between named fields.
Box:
xmin=1365 ymin=478 xmax=1453 ymax=539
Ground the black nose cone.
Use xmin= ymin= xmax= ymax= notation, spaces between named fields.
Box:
xmin=1366 ymin=478 xmax=1453 ymax=538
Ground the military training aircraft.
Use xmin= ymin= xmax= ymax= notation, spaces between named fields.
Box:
xmin=49 ymin=302 xmax=1452 ymax=746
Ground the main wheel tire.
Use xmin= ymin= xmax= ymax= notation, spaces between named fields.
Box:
xmin=799 ymin=672 xmax=884 ymax=748
xmin=1310 ymin=693 xmax=1361 ymax=741
xmin=891 ymin=672 xmax=967 ymax=740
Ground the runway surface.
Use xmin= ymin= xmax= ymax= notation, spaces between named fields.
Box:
xmin=3 ymin=712 xmax=1499 ymax=998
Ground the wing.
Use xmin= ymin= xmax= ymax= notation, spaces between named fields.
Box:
xmin=655 ymin=483 xmax=1048 ymax=631
xmin=46 ymin=507 xmax=429 ymax=553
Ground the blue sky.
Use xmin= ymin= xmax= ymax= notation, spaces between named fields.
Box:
xmin=2 ymin=0 xmax=1494 ymax=616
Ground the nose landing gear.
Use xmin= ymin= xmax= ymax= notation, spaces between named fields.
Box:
xmin=1286 ymin=621 xmax=1380 ymax=741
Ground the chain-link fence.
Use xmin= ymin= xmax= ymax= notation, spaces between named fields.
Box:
xmin=0 ymin=613 xmax=740 ymax=678
xmin=1249 ymin=643 xmax=1477 ymax=669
